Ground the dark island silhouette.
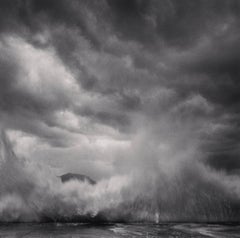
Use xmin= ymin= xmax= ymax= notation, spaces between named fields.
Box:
xmin=59 ymin=173 xmax=96 ymax=185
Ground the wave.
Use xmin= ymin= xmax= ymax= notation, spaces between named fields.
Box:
xmin=0 ymin=130 xmax=240 ymax=222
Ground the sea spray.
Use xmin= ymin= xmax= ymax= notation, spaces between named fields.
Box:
xmin=0 ymin=130 xmax=240 ymax=222
xmin=0 ymin=130 xmax=131 ymax=221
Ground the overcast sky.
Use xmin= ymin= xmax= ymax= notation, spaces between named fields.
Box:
xmin=0 ymin=0 xmax=240 ymax=180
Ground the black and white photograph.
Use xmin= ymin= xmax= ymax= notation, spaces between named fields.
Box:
xmin=0 ymin=0 xmax=240 ymax=237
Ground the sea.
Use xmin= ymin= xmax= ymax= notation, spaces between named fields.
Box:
xmin=0 ymin=223 xmax=239 ymax=238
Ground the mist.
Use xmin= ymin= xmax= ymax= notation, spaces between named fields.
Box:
xmin=1 ymin=115 xmax=240 ymax=222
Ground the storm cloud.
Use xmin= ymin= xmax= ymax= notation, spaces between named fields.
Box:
xmin=0 ymin=1 xmax=240 ymax=220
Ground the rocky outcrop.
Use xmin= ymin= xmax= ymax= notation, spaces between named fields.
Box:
xmin=59 ymin=173 xmax=96 ymax=185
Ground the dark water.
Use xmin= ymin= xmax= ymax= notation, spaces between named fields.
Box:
xmin=0 ymin=223 xmax=239 ymax=238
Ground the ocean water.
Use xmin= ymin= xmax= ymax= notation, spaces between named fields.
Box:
xmin=0 ymin=223 xmax=239 ymax=238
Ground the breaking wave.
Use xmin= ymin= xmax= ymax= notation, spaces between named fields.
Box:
xmin=0 ymin=130 xmax=240 ymax=223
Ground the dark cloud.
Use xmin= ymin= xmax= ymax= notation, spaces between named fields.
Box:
xmin=0 ymin=0 xmax=240 ymax=176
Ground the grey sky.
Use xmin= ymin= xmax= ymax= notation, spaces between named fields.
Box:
xmin=0 ymin=0 xmax=240 ymax=180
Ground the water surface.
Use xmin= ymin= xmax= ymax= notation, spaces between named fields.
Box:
xmin=0 ymin=223 xmax=239 ymax=237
